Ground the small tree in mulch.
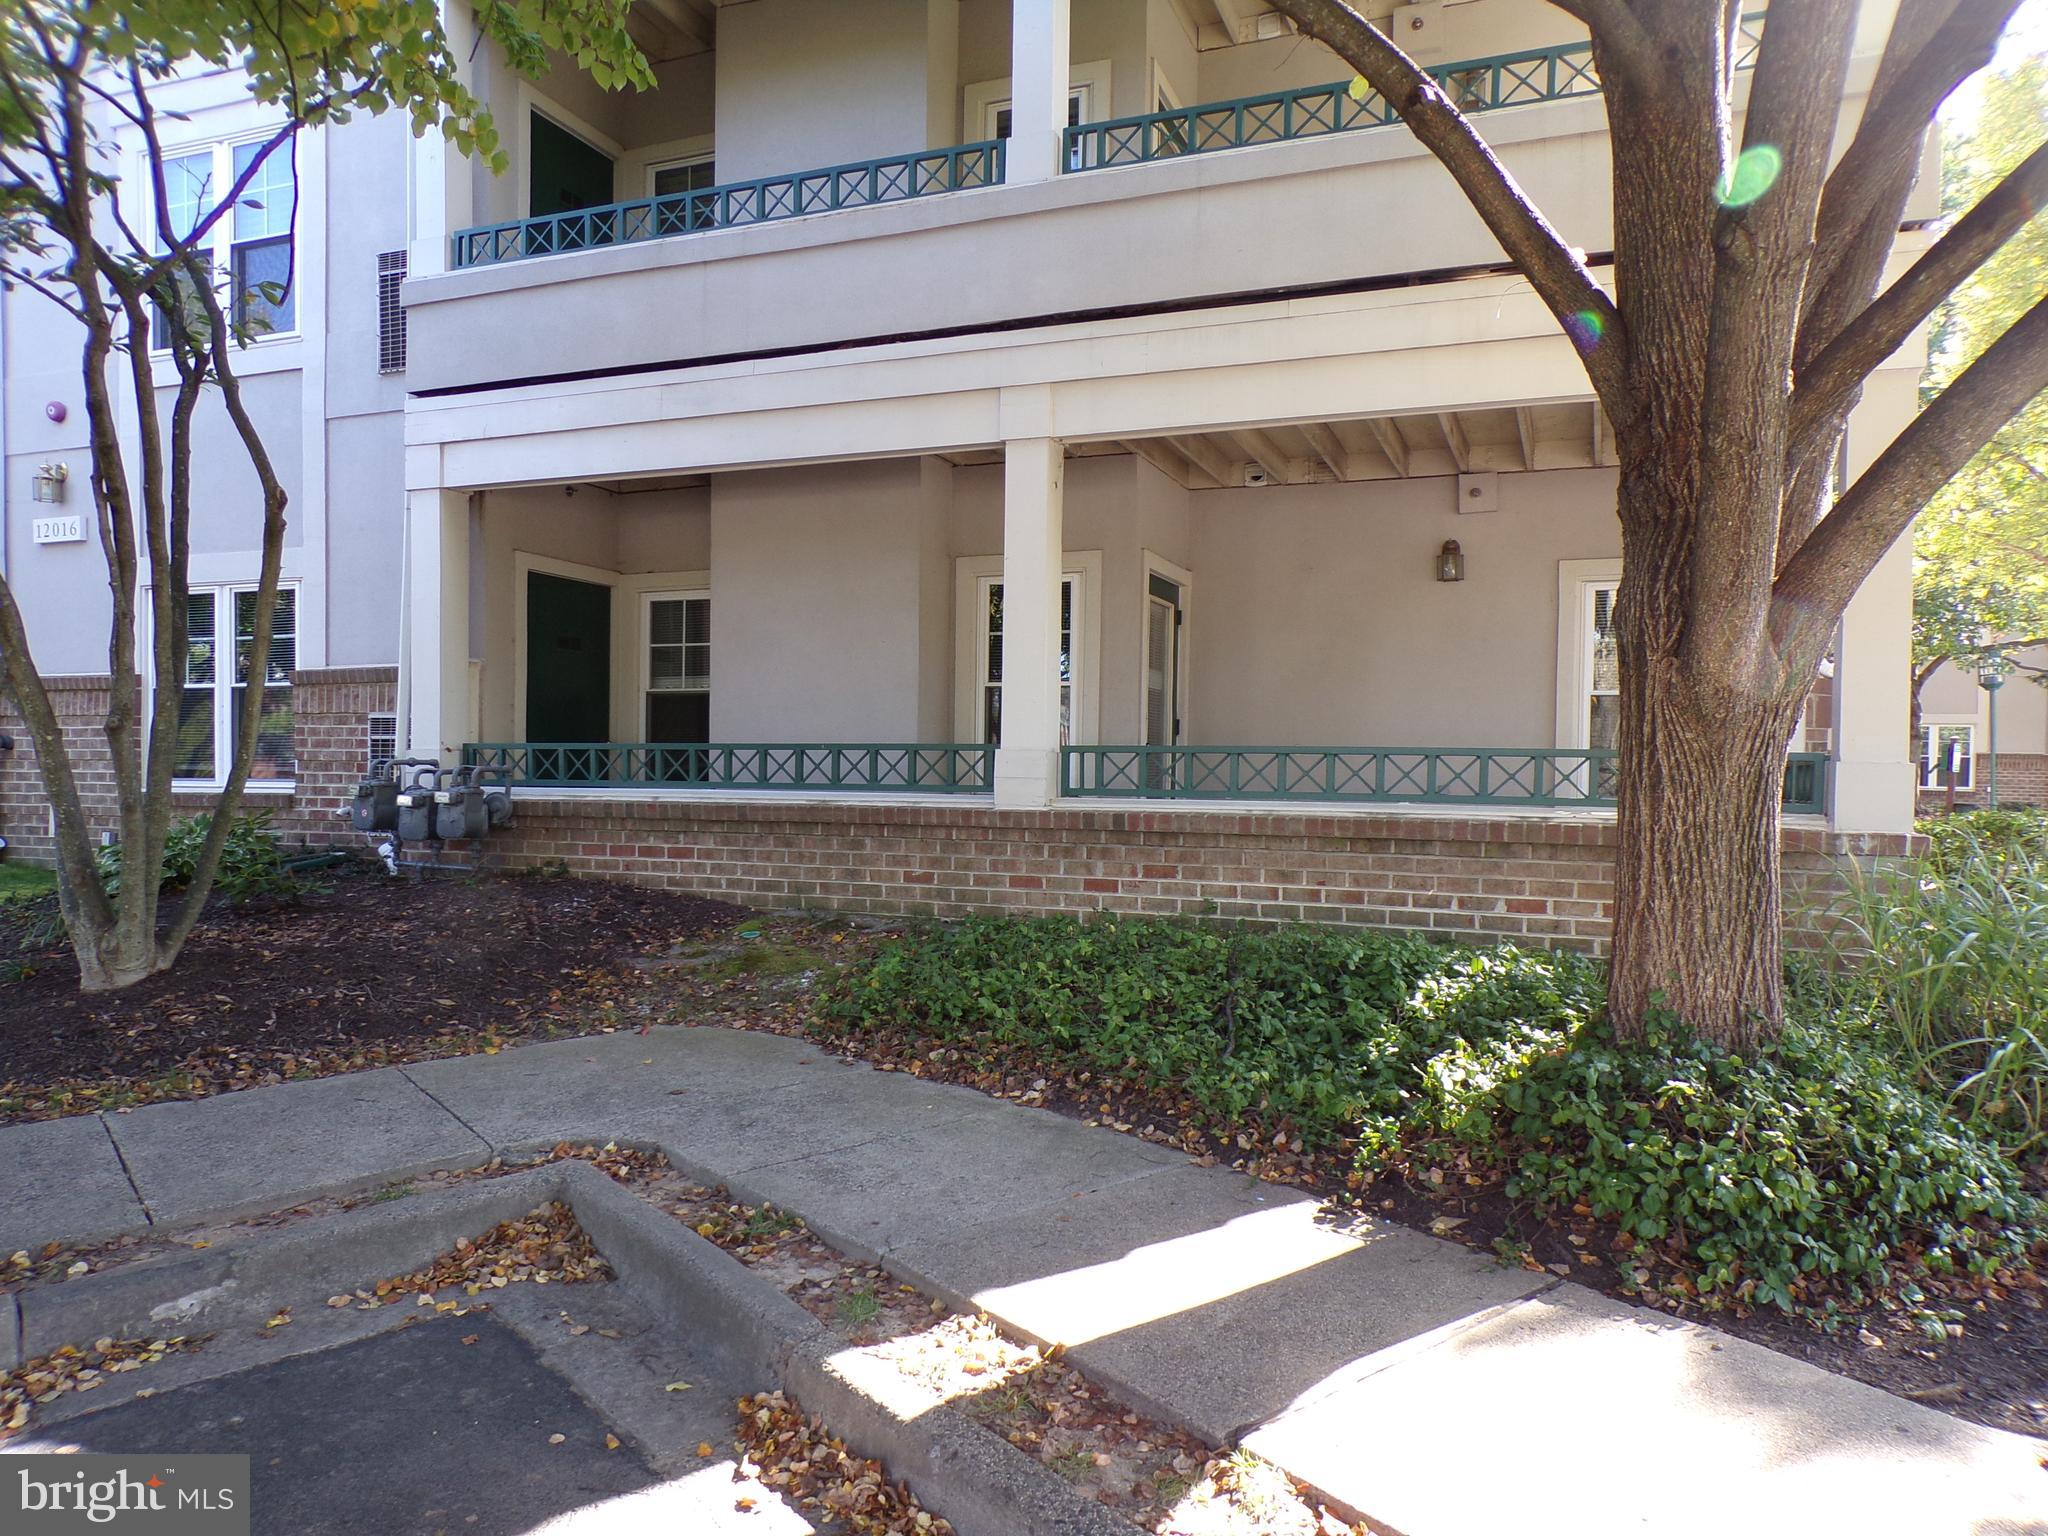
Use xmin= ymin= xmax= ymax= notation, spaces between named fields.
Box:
xmin=0 ymin=0 xmax=649 ymax=991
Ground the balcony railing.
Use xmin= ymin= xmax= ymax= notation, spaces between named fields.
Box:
xmin=451 ymin=140 xmax=1004 ymax=269
xmin=1063 ymin=746 xmax=1829 ymax=816
xmin=463 ymin=741 xmax=995 ymax=792
xmin=1067 ymin=12 xmax=1765 ymax=171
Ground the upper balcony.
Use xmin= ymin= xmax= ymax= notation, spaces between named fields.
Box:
xmin=402 ymin=2 xmax=1835 ymax=397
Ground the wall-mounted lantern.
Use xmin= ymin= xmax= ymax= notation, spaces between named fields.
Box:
xmin=31 ymin=463 xmax=68 ymax=504
xmin=1436 ymin=539 xmax=1465 ymax=583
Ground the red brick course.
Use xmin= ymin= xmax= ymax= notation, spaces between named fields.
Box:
xmin=0 ymin=667 xmax=396 ymax=860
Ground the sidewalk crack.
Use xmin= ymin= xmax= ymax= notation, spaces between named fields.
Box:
xmin=99 ymin=1113 xmax=154 ymax=1228
xmin=398 ymin=1067 xmax=495 ymax=1155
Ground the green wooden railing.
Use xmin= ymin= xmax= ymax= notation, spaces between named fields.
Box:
xmin=1067 ymin=13 xmax=1765 ymax=170
xmin=452 ymin=140 xmax=1004 ymax=268
xmin=463 ymin=742 xmax=995 ymax=792
xmin=1063 ymin=746 xmax=1829 ymax=815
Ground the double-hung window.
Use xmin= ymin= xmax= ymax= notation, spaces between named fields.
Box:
xmin=974 ymin=574 xmax=1077 ymax=746
xmin=1917 ymin=722 xmax=1976 ymax=790
xmin=150 ymin=136 xmax=296 ymax=348
xmin=173 ymin=585 xmax=298 ymax=786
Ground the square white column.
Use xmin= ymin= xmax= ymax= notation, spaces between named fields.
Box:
xmin=1831 ymin=372 xmax=1919 ymax=834
xmin=408 ymin=0 xmax=476 ymax=277
xmin=994 ymin=436 xmax=1065 ymax=807
xmin=1006 ymin=0 xmax=1072 ymax=186
xmin=404 ymin=488 xmax=472 ymax=766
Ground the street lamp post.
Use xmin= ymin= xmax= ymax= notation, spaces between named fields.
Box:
xmin=1974 ymin=649 xmax=2015 ymax=810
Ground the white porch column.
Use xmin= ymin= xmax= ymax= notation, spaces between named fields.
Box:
xmin=1830 ymin=371 xmax=1919 ymax=834
xmin=1006 ymin=0 xmax=1071 ymax=186
xmin=994 ymin=436 xmax=1065 ymax=807
xmin=403 ymin=485 xmax=472 ymax=766
xmin=408 ymin=0 xmax=476 ymax=278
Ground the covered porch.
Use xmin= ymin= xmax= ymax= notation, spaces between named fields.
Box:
xmin=401 ymin=272 xmax=1916 ymax=840
xmin=428 ymin=416 xmax=1836 ymax=823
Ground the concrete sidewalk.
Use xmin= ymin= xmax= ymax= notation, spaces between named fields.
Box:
xmin=4 ymin=1024 xmax=2043 ymax=1535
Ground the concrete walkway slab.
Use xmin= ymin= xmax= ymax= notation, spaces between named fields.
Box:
xmin=0 ymin=1113 xmax=147 ymax=1253
xmin=9 ymin=1023 xmax=2045 ymax=1535
xmin=1244 ymin=1285 xmax=2048 ymax=1536
xmin=727 ymin=1097 xmax=1185 ymax=1262
xmin=893 ymin=1167 xmax=1551 ymax=1442
xmin=107 ymin=1066 xmax=489 ymax=1225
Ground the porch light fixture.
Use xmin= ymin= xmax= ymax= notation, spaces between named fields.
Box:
xmin=1436 ymin=539 xmax=1465 ymax=583
xmin=30 ymin=462 xmax=67 ymax=504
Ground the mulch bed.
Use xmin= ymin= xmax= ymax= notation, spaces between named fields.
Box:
xmin=0 ymin=865 xmax=748 ymax=1121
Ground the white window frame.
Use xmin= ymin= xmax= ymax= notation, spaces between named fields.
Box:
xmin=157 ymin=579 xmax=302 ymax=792
xmin=626 ymin=132 xmax=717 ymax=199
xmin=1918 ymin=719 xmax=1977 ymax=790
xmin=143 ymin=129 xmax=301 ymax=354
xmin=639 ymin=585 xmax=711 ymax=739
xmin=953 ymin=552 xmax=1102 ymax=747
xmin=1555 ymin=558 xmax=1623 ymax=750
xmin=1139 ymin=551 xmax=1193 ymax=746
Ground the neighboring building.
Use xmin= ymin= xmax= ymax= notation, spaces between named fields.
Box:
xmin=0 ymin=0 xmax=1932 ymax=946
xmin=1916 ymin=643 xmax=2048 ymax=811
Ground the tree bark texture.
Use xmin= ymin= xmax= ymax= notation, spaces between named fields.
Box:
xmin=1264 ymin=0 xmax=2048 ymax=1045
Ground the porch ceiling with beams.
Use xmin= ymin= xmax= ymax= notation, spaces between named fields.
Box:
xmin=935 ymin=403 xmax=1620 ymax=488
xmin=624 ymin=0 xmax=717 ymax=63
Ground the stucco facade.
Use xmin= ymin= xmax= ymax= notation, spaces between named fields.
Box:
xmin=0 ymin=0 xmax=1932 ymax=928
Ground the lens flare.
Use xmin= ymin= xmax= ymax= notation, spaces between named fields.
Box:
xmin=1717 ymin=144 xmax=1783 ymax=209
xmin=1347 ymin=75 xmax=1372 ymax=103
xmin=1565 ymin=308 xmax=1607 ymax=351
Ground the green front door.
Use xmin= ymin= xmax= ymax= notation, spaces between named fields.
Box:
xmin=528 ymin=111 xmax=614 ymax=218
xmin=526 ymin=572 xmax=610 ymax=744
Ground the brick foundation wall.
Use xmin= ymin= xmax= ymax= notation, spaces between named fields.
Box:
xmin=1917 ymin=753 xmax=2048 ymax=813
xmin=0 ymin=671 xmax=1909 ymax=949
xmin=472 ymin=796 xmax=1910 ymax=953
xmin=0 ymin=667 xmax=396 ymax=857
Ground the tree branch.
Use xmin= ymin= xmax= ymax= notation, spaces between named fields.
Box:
xmin=1788 ymin=139 xmax=2048 ymax=462
xmin=1801 ymin=0 xmax=2020 ymax=353
xmin=1775 ymin=294 xmax=2048 ymax=626
xmin=1684 ymin=0 xmax=1860 ymax=687
xmin=1263 ymin=0 xmax=1629 ymax=408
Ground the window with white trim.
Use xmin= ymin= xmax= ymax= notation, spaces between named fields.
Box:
xmin=1917 ymin=722 xmax=1976 ymax=790
xmin=150 ymin=136 xmax=296 ymax=349
xmin=1582 ymin=580 xmax=1622 ymax=753
xmin=974 ymin=574 xmax=1077 ymax=746
xmin=644 ymin=592 xmax=710 ymax=743
xmin=649 ymin=153 xmax=716 ymax=198
xmin=172 ymin=585 xmax=297 ymax=786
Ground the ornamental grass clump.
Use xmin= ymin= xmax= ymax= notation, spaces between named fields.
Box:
xmin=1815 ymin=814 xmax=2048 ymax=1154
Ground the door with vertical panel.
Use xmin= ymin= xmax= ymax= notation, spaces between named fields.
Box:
xmin=526 ymin=572 xmax=611 ymax=748
xmin=1144 ymin=573 xmax=1183 ymax=790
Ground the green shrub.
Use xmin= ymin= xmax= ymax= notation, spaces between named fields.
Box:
xmin=1819 ymin=828 xmax=2048 ymax=1153
xmin=820 ymin=915 xmax=2039 ymax=1312
xmin=96 ymin=811 xmax=299 ymax=906
xmin=1917 ymin=806 xmax=2048 ymax=880
xmin=1405 ymin=1013 xmax=2034 ymax=1310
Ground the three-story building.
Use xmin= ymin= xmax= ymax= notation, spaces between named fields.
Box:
xmin=0 ymin=0 xmax=1932 ymax=943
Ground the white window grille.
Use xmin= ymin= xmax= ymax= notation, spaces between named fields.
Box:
xmin=376 ymin=251 xmax=407 ymax=373
xmin=367 ymin=711 xmax=398 ymax=773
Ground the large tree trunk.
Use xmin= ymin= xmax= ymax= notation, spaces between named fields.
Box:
xmin=1607 ymin=509 xmax=1807 ymax=1051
